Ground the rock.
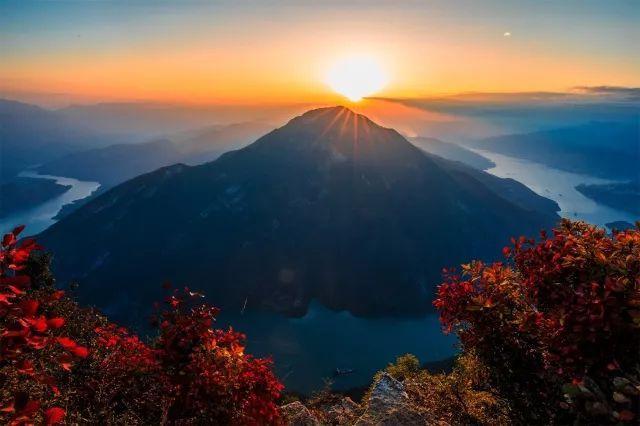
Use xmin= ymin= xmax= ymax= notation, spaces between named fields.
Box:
xmin=354 ymin=373 xmax=430 ymax=426
xmin=324 ymin=397 xmax=360 ymax=425
xmin=368 ymin=373 xmax=408 ymax=412
xmin=280 ymin=401 xmax=321 ymax=426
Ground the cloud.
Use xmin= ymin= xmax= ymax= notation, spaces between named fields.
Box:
xmin=572 ymin=86 xmax=640 ymax=100
xmin=503 ymin=32 xmax=511 ymax=37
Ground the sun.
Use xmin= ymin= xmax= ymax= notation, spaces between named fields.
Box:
xmin=325 ymin=55 xmax=388 ymax=102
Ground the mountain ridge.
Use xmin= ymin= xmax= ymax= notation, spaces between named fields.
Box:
xmin=39 ymin=106 xmax=559 ymax=324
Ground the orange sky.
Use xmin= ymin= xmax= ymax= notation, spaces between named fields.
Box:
xmin=2 ymin=2 xmax=638 ymax=105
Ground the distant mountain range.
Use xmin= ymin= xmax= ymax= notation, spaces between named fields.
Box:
xmin=39 ymin=107 xmax=559 ymax=324
xmin=0 ymin=99 xmax=118 ymax=182
xmin=38 ymin=121 xmax=272 ymax=188
xmin=0 ymin=97 xmax=290 ymax=185
xmin=56 ymin=101 xmax=310 ymax=139
xmin=471 ymin=121 xmax=639 ymax=180
xmin=409 ymin=137 xmax=494 ymax=170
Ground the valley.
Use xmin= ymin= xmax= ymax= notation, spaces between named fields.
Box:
xmin=1 ymin=100 xmax=637 ymax=395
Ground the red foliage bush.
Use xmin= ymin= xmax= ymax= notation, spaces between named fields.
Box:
xmin=1 ymin=225 xmax=87 ymax=425
xmin=0 ymin=226 xmax=283 ymax=425
xmin=435 ymin=220 xmax=640 ymax=423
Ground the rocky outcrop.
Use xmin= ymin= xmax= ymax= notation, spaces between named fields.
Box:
xmin=282 ymin=373 xmax=439 ymax=426
xmin=323 ymin=397 xmax=360 ymax=424
xmin=280 ymin=401 xmax=321 ymax=426
xmin=354 ymin=373 xmax=429 ymax=425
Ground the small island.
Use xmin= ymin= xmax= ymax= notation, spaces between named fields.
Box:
xmin=0 ymin=177 xmax=71 ymax=218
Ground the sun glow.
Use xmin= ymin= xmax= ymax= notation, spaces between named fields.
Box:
xmin=325 ymin=55 xmax=388 ymax=102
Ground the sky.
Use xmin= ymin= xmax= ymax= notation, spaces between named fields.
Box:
xmin=1 ymin=0 xmax=639 ymax=105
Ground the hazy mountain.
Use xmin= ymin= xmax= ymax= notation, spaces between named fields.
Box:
xmin=172 ymin=121 xmax=274 ymax=164
xmin=471 ymin=121 xmax=640 ymax=180
xmin=36 ymin=139 xmax=181 ymax=188
xmin=0 ymin=99 xmax=124 ymax=182
xmin=409 ymin=137 xmax=494 ymax=170
xmin=576 ymin=180 xmax=640 ymax=216
xmin=0 ymin=177 xmax=71 ymax=218
xmin=37 ymin=122 xmax=272 ymax=188
xmin=57 ymin=102 xmax=312 ymax=139
xmin=39 ymin=107 xmax=559 ymax=325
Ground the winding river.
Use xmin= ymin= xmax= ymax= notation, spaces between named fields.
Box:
xmin=0 ymin=171 xmax=100 ymax=237
xmin=474 ymin=150 xmax=638 ymax=228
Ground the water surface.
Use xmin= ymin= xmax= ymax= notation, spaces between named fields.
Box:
xmin=474 ymin=150 xmax=638 ymax=227
xmin=0 ymin=171 xmax=100 ymax=236
xmin=219 ymin=301 xmax=457 ymax=394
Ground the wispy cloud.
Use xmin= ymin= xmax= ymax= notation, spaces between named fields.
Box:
xmin=572 ymin=86 xmax=640 ymax=100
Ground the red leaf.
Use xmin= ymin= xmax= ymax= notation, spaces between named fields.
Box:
xmin=2 ymin=232 xmax=16 ymax=247
xmin=0 ymin=293 xmax=16 ymax=305
xmin=44 ymin=407 xmax=66 ymax=425
xmin=17 ymin=360 xmax=34 ymax=375
xmin=7 ymin=285 xmax=25 ymax=295
xmin=58 ymin=354 xmax=73 ymax=371
xmin=12 ymin=225 xmax=26 ymax=237
xmin=30 ymin=316 xmax=48 ymax=332
xmin=71 ymin=345 xmax=89 ymax=358
xmin=0 ymin=275 xmax=30 ymax=289
xmin=20 ymin=299 xmax=39 ymax=317
xmin=17 ymin=238 xmax=39 ymax=250
xmin=50 ymin=290 xmax=65 ymax=300
xmin=26 ymin=335 xmax=47 ymax=349
xmin=56 ymin=337 xmax=77 ymax=350
xmin=47 ymin=317 xmax=65 ymax=329
xmin=0 ymin=403 xmax=14 ymax=413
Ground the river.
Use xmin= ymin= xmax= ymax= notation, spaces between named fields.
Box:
xmin=0 ymin=171 xmax=100 ymax=237
xmin=474 ymin=150 xmax=638 ymax=228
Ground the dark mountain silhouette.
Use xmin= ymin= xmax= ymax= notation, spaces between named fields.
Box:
xmin=471 ymin=121 xmax=639 ymax=180
xmin=39 ymin=107 xmax=559 ymax=324
xmin=37 ymin=122 xmax=272 ymax=188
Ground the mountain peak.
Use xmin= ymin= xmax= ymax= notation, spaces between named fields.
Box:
xmin=293 ymin=105 xmax=376 ymax=128
xmin=241 ymin=105 xmax=419 ymax=166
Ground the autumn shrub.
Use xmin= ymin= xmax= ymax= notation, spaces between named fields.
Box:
xmin=434 ymin=219 xmax=640 ymax=424
xmin=403 ymin=352 xmax=511 ymax=425
xmin=0 ymin=226 xmax=89 ymax=425
xmin=382 ymin=353 xmax=420 ymax=381
xmin=0 ymin=226 xmax=283 ymax=425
